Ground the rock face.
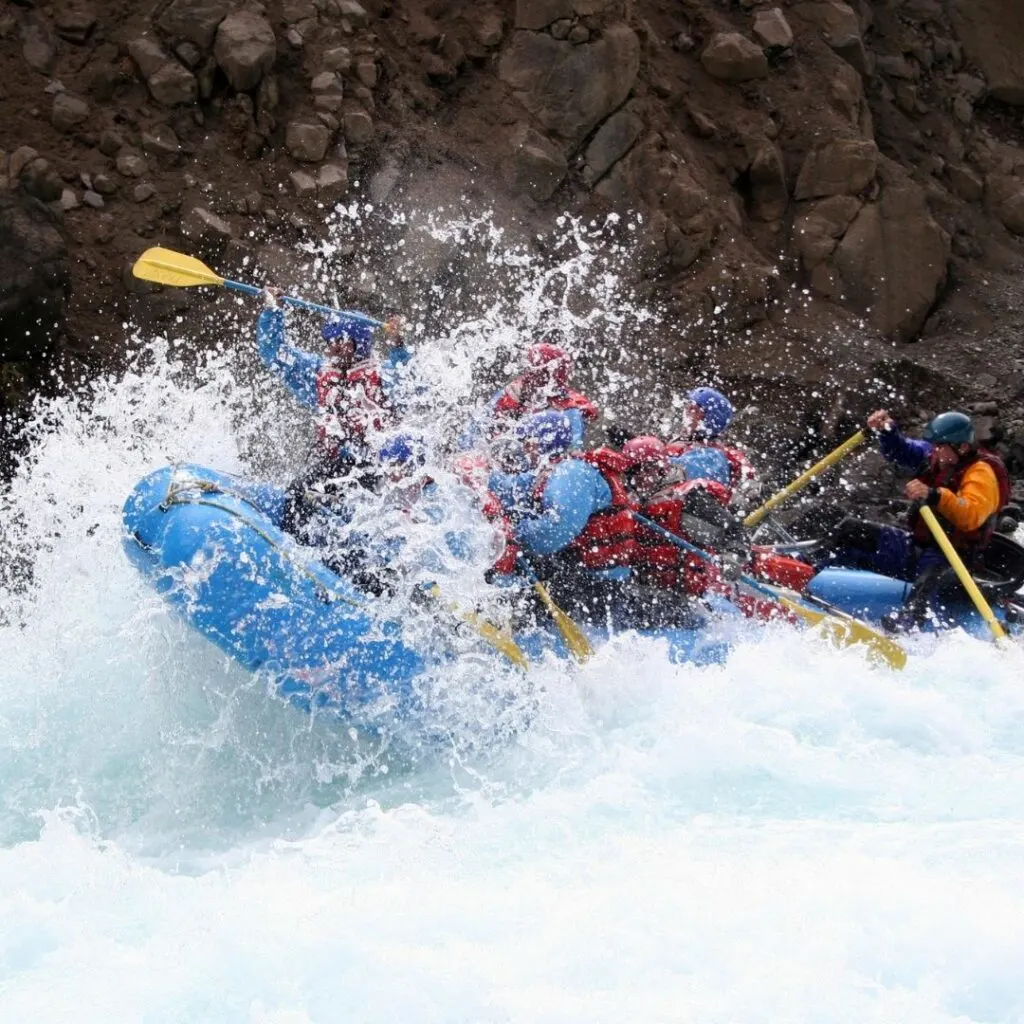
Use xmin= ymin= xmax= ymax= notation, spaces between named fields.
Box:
xmin=0 ymin=191 xmax=69 ymax=364
xmin=832 ymin=170 xmax=951 ymax=340
xmin=4 ymin=0 xmax=1024 ymax=484
xmin=498 ymin=24 xmax=640 ymax=147
xmin=951 ymin=0 xmax=1024 ymax=104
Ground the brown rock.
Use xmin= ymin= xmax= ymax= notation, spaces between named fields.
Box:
xmin=21 ymin=15 xmax=56 ymax=74
xmin=157 ymin=0 xmax=231 ymax=50
xmin=355 ymin=59 xmax=378 ymax=89
xmin=515 ymin=0 xmax=573 ymax=30
xmin=473 ymin=11 xmax=504 ymax=48
xmin=115 ymin=149 xmax=148 ymax=178
xmin=748 ymin=142 xmax=788 ymax=221
xmin=51 ymin=93 xmax=90 ymax=132
xmin=10 ymin=147 xmax=40 ymax=182
xmin=506 ymin=123 xmax=568 ymax=201
xmin=99 ymin=130 xmax=125 ymax=156
xmin=343 ymin=108 xmax=374 ymax=145
xmin=214 ymin=12 xmax=277 ymax=92
xmin=793 ymin=194 xmax=861 ymax=266
xmin=55 ymin=2 xmax=97 ymax=44
xmin=794 ymin=0 xmax=860 ymax=45
xmin=286 ymin=121 xmax=330 ymax=161
xmin=316 ymin=162 xmax=348 ymax=198
xmin=987 ymin=175 xmax=1024 ymax=234
xmin=583 ymin=108 xmax=643 ymax=186
xmin=701 ymin=32 xmax=769 ymax=81
xmin=946 ymin=164 xmax=984 ymax=203
xmin=499 ymin=24 xmax=640 ymax=147
xmin=832 ymin=173 xmax=950 ymax=339
xmin=663 ymin=171 xmax=708 ymax=220
xmin=337 ymin=0 xmax=369 ymax=26
xmin=321 ymin=47 xmax=352 ymax=73
xmin=20 ymin=158 xmax=64 ymax=203
xmin=289 ymin=169 xmax=317 ymax=197
xmin=752 ymin=9 xmax=794 ymax=53
xmin=148 ymin=61 xmax=198 ymax=106
xmin=141 ymin=125 xmax=181 ymax=157
xmin=794 ymin=139 xmax=878 ymax=200
xmin=128 ymin=37 xmax=168 ymax=80
xmin=182 ymin=205 xmax=234 ymax=242
xmin=951 ymin=0 xmax=1024 ymax=104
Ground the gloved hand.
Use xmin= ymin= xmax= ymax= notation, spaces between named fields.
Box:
xmin=263 ymin=285 xmax=283 ymax=309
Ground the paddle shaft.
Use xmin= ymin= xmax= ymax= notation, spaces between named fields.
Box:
xmin=224 ymin=279 xmax=384 ymax=327
xmin=516 ymin=554 xmax=593 ymax=661
xmin=918 ymin=505 xmax=1008 ymax=642
xmin=744 ymin=430 xmax=867 ymax=529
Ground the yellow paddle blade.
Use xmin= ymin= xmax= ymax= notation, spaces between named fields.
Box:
xmin=427 ymin=586 xmax=530 ymax=670
xmin=532 ymin=579 xmax=593 ymax=662
xmin=776 ymin=595 xmax=907 ymax=670
xmin=132 ymin=247 xmax=225 ymax=289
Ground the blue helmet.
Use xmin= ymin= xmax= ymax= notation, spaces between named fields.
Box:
xmin=923 ymin=411 xmax=974 ymax=446
xmin=379 ymin=434 xmax=426 ymax=466
xmin=323 ymin=320 xmax=373 ymax=361
xmin=515 ymin=410 xmax=578 ymax=456
xmin=687 ymin=387 xmax=734 ymax=438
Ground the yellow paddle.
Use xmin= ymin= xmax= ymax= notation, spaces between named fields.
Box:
xmin=633 ymin=513 xmax=906 ymax=669
xmin=132 ymin=246 xmax=383 ymax=326
xmin=918 ymin=506 xmax=1008 ymax=642
xmin=516 ymin=556 xmax=593 ymax=662
xmin=744 ymin=430 xmax=867 ymax=528
xmin=427 ymin=586 xmax=531 ymax=670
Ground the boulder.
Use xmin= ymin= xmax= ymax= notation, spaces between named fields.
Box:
xmin=794 ymin=138 xmax=878 ymax=199
xmin=157 ymin=0 xmax=231 ymax=50
xmin=115 ymin=149 xmax=149 ymax=177
xmin=752 ymin=8 xmax=794 ymax=53
xmin=285 ymin=121 xmax=330 ymax=161
xmin=951 ymin=0 xmax=1024 ymax=105
xmin=316 ymin=163 xmax=348 ymax=198
xmin=19 ymin=158 xmax=64 ymax=203
xmin=215 ymin=12 xmax=276 ymax=92
xmin=987 ymin=175 xmax=1024 ymax=234
xmin=148 ymin=61 xmax=198 ymax=106
xmin=701 ymin=32 xmax=769 ymax=81
xmin=141 ymin=124 xmax=181 ymax=157
xmin=21 ymin=14 xmax=56 ymax=73
xmin=289 ymin=169 xmax=317 ymax=197
xmin=128 ymin=36 xmax=169 ymax=80
xmin=583 ymin=108 xmax=643 ymax=186
xmin=182 ymin=205 xmax=234 ymax=244
xmin=51 ymin=93 xmax=90 ymax=132
xmin=832 ymin=172 xmax=950 ymax=339
xmin=946 ymin=164 xmax=984 ymax=202
xmin=0 ymin=191 xmax=69 ymax=363
xmin=506 ymin=123 xmax=568 ymax=201
xmin=343 ymin=108 xmax=374 ymax=145
xmin=793 ymin=194 xmax=862 ymax=266
xmin=499 ymin=24 xmax=640 ymax=147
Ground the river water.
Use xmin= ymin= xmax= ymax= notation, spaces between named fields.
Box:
xmin=2 ymin=219 xmax=1024 ymax=1022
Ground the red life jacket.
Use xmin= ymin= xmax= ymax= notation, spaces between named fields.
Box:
xmin=314 ymin=360 xmax=391 ymax=454
xmin=565 ymin=448 xmax=638 ymax=570
xmin=911 ymin=448 xmax=1011 ymax=552
xmin=664 ymin=440 xmax=755 ymax=500
xmin=634 ymin=480 xmax=733 ymax=592
xmin=492 ymin=376 xmax=599 ymax=423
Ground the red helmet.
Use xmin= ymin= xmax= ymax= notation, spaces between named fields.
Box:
xmin=525 ymin=343 xmax=571 ymax=390
xmin=622 ymin=435 xmax=670 ymax=469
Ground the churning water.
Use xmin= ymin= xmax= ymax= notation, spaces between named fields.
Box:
xmin=2 ymin=211 xmax=1023 ymax=1023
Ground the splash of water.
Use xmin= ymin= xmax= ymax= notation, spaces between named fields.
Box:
xmin=2 ymin=209 xmax=1023 ymax=1022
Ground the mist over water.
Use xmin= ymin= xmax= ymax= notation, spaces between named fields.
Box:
xmin=2 ymin=211 xmax=1023 ymax=1022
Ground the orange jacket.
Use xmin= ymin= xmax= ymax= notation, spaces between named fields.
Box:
xmin=934 ymin=459 xmax=1001 ymax=533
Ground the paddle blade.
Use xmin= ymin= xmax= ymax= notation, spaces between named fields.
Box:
xmin=132 ymin=247 xmax=225 ymax=289
xmin=776 ymin=594 xmax=907 ymax=670
xmin=533 ymin=580 xmax=593 ymax=662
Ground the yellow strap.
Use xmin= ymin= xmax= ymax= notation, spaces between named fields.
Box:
xmin=918 ymin=505 xmax=1008 ymax=642
xmin=744 ymin=430 xmax=867 ymax=528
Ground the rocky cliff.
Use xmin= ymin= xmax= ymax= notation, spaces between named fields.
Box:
xmin=3 ymin=0 xmax=1024 ymax=488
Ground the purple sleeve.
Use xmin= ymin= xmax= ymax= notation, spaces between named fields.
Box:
xmin=877 ymin=425 xmax=932 ymax=472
